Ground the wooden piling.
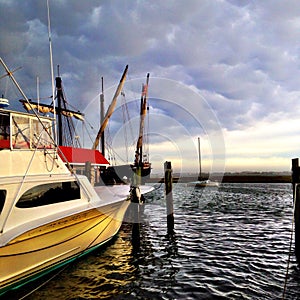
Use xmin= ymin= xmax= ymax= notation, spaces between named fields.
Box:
xmin=164 ymin=161 xmax=174 ymax=234
xmin=130 ymin=186 xmax=141 ymax=250
xmin=84 ymin=161 xmax=95 ymax=186
xmin=134 ymin=165 xmax=142 ymax=186
xmin=292 ymin=158 xmax=300 ymax=263
xmin=130 ymin=168 xmax=142 ymax=250
xmin=292 ymin=158 xmax=300 ymax=194
xmin=85 ymin=161 xmax=91 ymax=181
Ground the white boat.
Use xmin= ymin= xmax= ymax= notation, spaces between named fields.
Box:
xmin=0 ymin=98 xmax=9 ymax=108
xmin=0 ymin=57 xmax=153 ymax=295
xmin=187 ymin=137 xmax=219 ymax=188
xmin=187 ymin=179 xmax=220 ymax=188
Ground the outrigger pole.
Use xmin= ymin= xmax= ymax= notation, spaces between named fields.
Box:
xmin=92 ymin=65 xmax=128 ymax=150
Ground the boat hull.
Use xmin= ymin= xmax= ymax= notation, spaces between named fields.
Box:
xmin=187 ymin=180 xmax=220 ymax=188
xmin=0 ymin=200 xmax=129 ymax=294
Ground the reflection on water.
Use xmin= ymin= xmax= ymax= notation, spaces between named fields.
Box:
xmin=3 ymin=183 xmax=300 ymax=299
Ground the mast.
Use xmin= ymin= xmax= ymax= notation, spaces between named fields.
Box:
xmin=20 ymin=64 xmax=85 ymax=147
xmin=47 ymin=0 xmax=56 ymax=144
xmin=198 ymin=137 xmax=202 ymax=180
xmin=135 ymin=73 xmax=150 ymax=166
xmin=56 ymin=65 xmax=63 ymax=146
xmin=100 ymin=77 xmax=105 ymax=155
xmin=92 ymin=65 xmax=128 ymax=150
xmin=37 ymin=76 xmax=40 ymax=112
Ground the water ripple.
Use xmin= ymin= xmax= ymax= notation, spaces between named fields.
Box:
xmin=3 ymin=183 xmax=298 ymax=299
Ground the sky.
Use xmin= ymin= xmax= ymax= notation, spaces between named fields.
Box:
xmin=1 ymin=0 xmax=300 ymax=175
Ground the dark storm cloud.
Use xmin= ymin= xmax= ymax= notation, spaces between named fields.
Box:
xmin=1 ymin=0 xmax=300 ymax=171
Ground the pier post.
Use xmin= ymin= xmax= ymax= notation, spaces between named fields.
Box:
xmin=164 ymin=161 xmax=174 ymax=234
xmin=85 ymin=161 xmax=95 ymax=186
xmin=85 ymin=161 xmax=91 ymax=182
xmin=130 ymin=167 xmax=142 ymax=250
xmin=292 ymin=158 xmax=300 ymax=263
xmin=130 ymin=186 xmax=141 ymax=250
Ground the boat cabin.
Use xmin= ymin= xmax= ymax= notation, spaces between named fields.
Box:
xmin=0 ymin=109 xmax=111 ymax=185
xmin=0 ymin=109 xmax=53 ymax=150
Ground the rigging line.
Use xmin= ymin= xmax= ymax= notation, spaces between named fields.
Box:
xmin=105 ymin=126 xmax=116 ymax=162
xmin=82 ymin=121 xmax=95 ymax=145
xmin=84 ymin=118 xmax=96 ymax=131
xmin=107 ymin=146 xmax=127 ymax=164
xmin=62 ymin=97 xmax=83 ymax=112
xmin=0 ymin=58 xmax=58 ymax=152
xmin=124 ymin=97 xmax=135 ymax=147
xmin=30 ymin=96 xmax=52 ymax=102
xmin=44 ymin=148 xmax=56 ymax=173
xmin=121 ymin=94 xmax=129 ymax=163
xmin=104 ymin=127 xmax=127 ymax=164
xmin=11 ymin=120 xmax=30 ymax=145
xmin=81 ymin=117 xmax=97 ymax=147
xmin=120 ymin=94 xmax=136 ymax=160
xmin=4 ymin=75 xmax=9 ymax=97
xmin=2 ymin=74 xmax=23 ymax=101
xmin=59 ymin=85 xmax=82 ymax=148
xmin=282 ymin=185 xmax=296 ymax=300
xmin=0 ymin=139 xmax=57 ymax=234
xmin=0 ymin=66 xmax=22 ymax=80
xmin=119 ymin=94 xmax=144 ymax=162
xmin=106 ymin=143 xmax=116 ymax=163
xmin=64 ymin=112 xmax=77 ymax=146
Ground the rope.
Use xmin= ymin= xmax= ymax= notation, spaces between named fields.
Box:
xmin=153 ymin=182 xmax=163 ymax=190
xmin=282 ymin=184 xmax=297 ymax=299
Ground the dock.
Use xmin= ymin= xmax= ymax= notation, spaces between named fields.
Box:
xmin=147 ymin=173 xmax=291 ymax=184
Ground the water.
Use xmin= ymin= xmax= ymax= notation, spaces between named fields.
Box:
xmin=3 ymin=183 xmax=300 ymax=299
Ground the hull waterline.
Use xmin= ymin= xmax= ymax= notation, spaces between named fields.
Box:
xmin=0 ymin=200 xmax=130 ymax=294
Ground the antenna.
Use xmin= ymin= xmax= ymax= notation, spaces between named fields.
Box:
xmin=47 ymin=0 xmax=57 ymax=144
xmin=37 ymin=76 xmax=40 ymax=113
xmin=198 ymin=137 xmax=202 ymax=180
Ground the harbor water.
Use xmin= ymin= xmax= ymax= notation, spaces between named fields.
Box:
xmin=4 ymin=183 xmax=300 ymax=299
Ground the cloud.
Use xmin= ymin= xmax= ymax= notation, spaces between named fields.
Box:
xmin=223 ymin=117 xmax=300 ymax=171
xmin=1 ymin=0 xmax=300 ymax=172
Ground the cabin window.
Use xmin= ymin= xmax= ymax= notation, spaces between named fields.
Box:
xmin=0 ymin=190 xmax=6 ymax=215
xmin=0 ymin=113 xmax=10 ymax=149
xmin=31 ymin=119 xmax=53 ymax=148
xmin=16 ymin=181 xmax=81 ymax=208
xmin=0 ymin=113 xmax=53 ymax=149
xmin=11 ymin=115 xmax=30 ymax=149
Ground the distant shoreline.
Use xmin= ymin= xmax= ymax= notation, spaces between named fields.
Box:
xmin=147 ymin=174 xmax=292 ymax=184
